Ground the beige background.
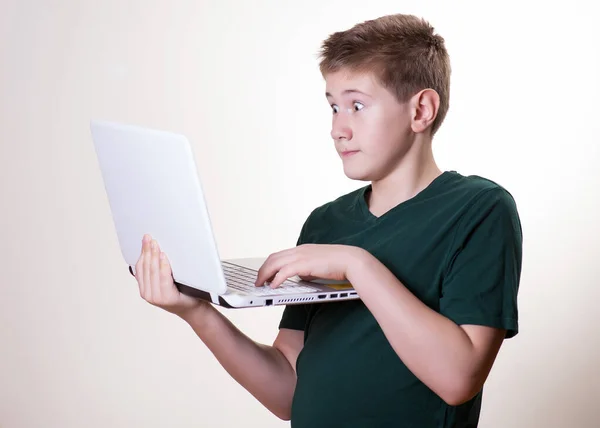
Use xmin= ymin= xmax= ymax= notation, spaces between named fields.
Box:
xmin=1 ymin=0 xmax=599 ymax=427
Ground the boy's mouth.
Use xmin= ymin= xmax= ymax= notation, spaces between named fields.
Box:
xmin=341 ymin=150 xmax=359 ymax=157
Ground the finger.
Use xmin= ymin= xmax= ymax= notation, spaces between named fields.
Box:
xmin=255 ymin=250 xmax=294 ymax=287
xmin=159 ymin=251 xmax=173 ymax=283
xmin=276 ymin=258 xmax=317 ymax=287
xmin=135 ymin=238 xmax=145 ymax=294
xmin=255 ymin=265 xmax=272 ymax=287
xmin=159 ymin=252 xmax=176 ymax=305
xmin=269 ymin=266 xmax=296 ymax=289
xmin=143 ymin=235 xmax=152 ymax=301
xmin=255 ymin=253 xmax=280 ymax=287
xmin=149 ymin=239 xmax=161 ymax=301
xmin=135 ymin=258 xmax=144 ymax=296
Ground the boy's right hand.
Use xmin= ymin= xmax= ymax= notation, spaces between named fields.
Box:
xmin=134 ymin=234 xmax=207 ymax=318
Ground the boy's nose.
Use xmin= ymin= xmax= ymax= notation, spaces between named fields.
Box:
xmin=331 ymin=124 xmax=353 ymax=141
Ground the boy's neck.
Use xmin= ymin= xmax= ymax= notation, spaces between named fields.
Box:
xmin=367 ymin=137 xmax=442 ymax=217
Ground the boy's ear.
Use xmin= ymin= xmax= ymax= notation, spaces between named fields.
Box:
xmin=410 ymin=89 xmax=440 ymax=134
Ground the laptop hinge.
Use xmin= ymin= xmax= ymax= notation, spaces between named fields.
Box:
xmin=210 ymin=293 xmax=220 ymax=305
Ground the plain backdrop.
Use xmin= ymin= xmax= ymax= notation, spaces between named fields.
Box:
xmin=1 ymin=0 xmax=599 ymax=427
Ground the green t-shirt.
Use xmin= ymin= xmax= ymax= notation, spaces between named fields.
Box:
xmin=279 ymin=171 xmax=522 ymax=428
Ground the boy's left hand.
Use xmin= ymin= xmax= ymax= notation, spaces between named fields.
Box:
xmin=254 ymin=244 xmax=363 ymax=289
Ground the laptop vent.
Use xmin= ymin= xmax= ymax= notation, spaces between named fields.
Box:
xmin=278 ymin=297 xmax=316 ymax=304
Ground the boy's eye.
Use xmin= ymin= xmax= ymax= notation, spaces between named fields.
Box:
xmin=330 ymin=102 xmax=363 ymax=114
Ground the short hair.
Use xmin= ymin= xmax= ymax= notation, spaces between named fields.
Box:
xmin=318 ymin=14 xmax=451 ymax=136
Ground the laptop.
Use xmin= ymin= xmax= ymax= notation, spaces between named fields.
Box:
xmin=89 ymin=120 xmax=359 ymax=308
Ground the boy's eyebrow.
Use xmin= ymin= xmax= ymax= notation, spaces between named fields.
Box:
xmin=325 ymin=89 xmax=372 ymax=98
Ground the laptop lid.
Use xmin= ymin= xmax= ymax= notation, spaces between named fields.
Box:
xmin=89 ymin=120 xmax=228 ymax=298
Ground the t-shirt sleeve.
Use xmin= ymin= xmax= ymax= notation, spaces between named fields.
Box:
xmin=439 ymin=187 xmax=523 ymax=338
xmin=278 ymin=303 xmax=311 ymax=330
xmin=278 ymin=215 xmax=313 ymax=331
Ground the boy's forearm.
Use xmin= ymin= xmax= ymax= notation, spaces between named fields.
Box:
xmin=346 ymin=250 xmax=503 ymax=406
xmin=179 ymin=305 xmax=296 ymax=420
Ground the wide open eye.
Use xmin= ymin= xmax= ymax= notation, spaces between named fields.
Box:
xmin=353 ymin=101 xmax=364 ymax=112
xmin=331 ymin=104 xmax=340 ymax=114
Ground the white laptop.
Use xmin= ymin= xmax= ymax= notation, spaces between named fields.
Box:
xmin=89 ymin=120 xmax=358 ymax=308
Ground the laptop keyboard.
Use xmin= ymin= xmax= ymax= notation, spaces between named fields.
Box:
xmin=222 ymin=262 xmax=317 ymax=296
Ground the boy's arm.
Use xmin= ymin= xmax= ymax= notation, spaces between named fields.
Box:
xmin=134 ymin=235 xmax=303 ymax=421
xmin=346 ymin=256 xmax=505 ymax=406
xmin=180 ymin=306 xmax=303 ymax=421
xmin=346 ymin=188 xmax=521 ymax=406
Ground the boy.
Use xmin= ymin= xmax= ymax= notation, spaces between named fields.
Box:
xmin=134 ymin=13 xmax=522 ymax=428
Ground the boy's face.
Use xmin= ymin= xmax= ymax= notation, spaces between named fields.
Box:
xmin=324 ymin=69 xmax=414 ymax=182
